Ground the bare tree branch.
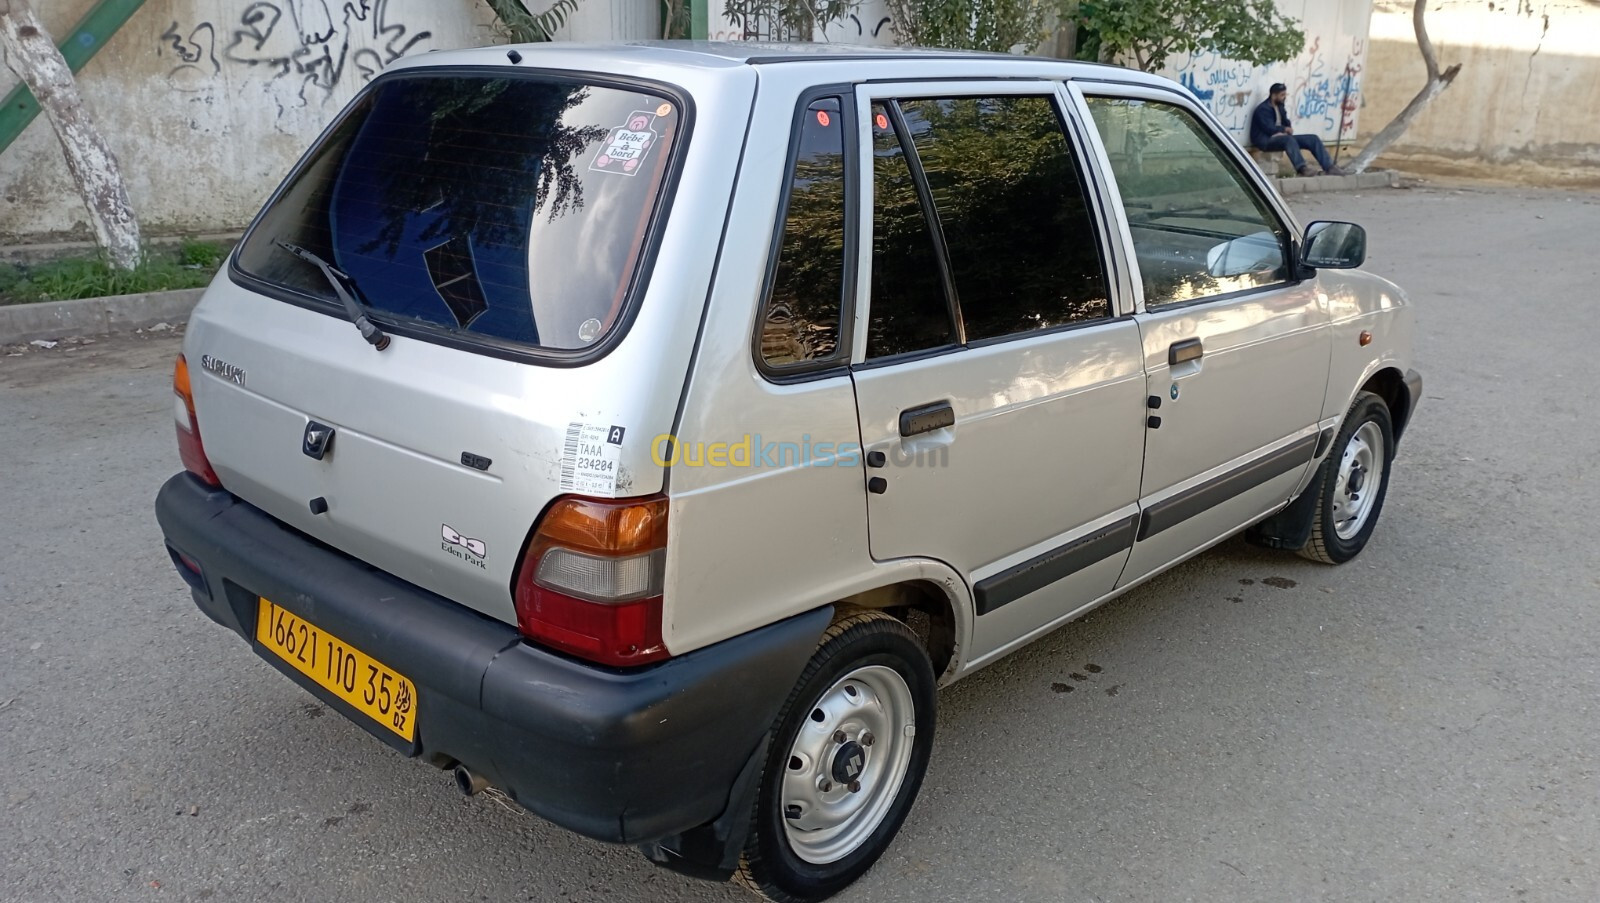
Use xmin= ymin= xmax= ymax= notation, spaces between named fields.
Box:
xmin=1 ymin=0 xmax=142 ymax=268
xmin=1349 ymin=0 xmax=1461 ymax=173
xmin=1414 ymin=0 xmax=1441 ymax=82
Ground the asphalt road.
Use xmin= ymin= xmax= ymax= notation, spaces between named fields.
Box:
xmin=4 ymin=183 xmax=1600 ymax=903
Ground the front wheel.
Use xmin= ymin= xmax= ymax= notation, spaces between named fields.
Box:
xmin=736 ymin=611 xmax=936 ymax=903
xmin=1299 ymin=391 xmax=1395 ymax=564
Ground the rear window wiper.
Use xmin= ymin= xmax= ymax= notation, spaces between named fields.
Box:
xmin=274 ymin=240 xmax=391 ymax=350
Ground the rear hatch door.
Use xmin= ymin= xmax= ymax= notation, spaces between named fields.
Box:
xmin=185 ymin=69 xmax=691 ymax=625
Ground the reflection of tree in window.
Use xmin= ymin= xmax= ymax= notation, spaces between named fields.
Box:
xmin=360 ymin=80 xmax=605 ymax=261
xmin=234 ymin=76 xmax=679 ymax=351
xmin=1085 ymin=97 xmax=1287 ymax=309
xmin=762 ymin=98 xmax=846 ymax=368
xmin=900 ymin=96 xmax=1108 ymax=340
xmin=867 ymin=103 xmax=955 ymax=359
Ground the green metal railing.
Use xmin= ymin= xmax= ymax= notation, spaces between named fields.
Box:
xmin=0 ymin=0 xmax=147 ymax=157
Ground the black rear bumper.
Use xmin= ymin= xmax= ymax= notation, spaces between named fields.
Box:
xmin=155 ymin=473 xmax=828 ymax=846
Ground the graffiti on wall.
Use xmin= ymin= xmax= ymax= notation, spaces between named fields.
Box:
xmin=1169 ymin=33 xmax=1367 ymax=142
xmin=159 ymin=1 xmax=433 ymax=98
xmin=1174 ymin=49 xmax=1258 ymax=133
xmin=1289 ymin=36 xmax=1365 ymax=138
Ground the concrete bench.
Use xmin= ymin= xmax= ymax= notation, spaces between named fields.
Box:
xmin=1247 ymin=147 xmax=1283 ymax=178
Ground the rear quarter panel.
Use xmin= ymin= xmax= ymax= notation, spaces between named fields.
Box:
xmin=660 ymin=65 xmax=884 ymax=657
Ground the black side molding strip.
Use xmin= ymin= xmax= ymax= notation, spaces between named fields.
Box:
xmin=974 ymin=515 xmax=1139 ymax=616
xmin=1137 ymin=433 xmax=1320 ymax=542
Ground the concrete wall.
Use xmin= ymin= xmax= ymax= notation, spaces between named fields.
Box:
xmin=1358 ymin=0 xmax=1600 ymax=185
xmin=0 ymin=0 xmax=657 ymax=245
xmin=1159 ymin=0 xmax=1375 ymax=144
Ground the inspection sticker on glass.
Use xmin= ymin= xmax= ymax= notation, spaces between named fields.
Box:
xmin=560 ymin=422 xmax=625 ymax=496
xmin=591 ymin=111 xmax=660 ymax=176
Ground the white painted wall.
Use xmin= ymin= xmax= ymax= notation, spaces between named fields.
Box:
xmin=1 ymin=0 xmax=506 ymax=243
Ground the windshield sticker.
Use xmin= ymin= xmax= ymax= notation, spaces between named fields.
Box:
xmin=591 ymin=111 xmax=660 ymax=176
xmin=561 ymin=422 xmax=624 ymax=496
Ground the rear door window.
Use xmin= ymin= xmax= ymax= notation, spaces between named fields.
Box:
xmin=866 ymin=103 xmax=959 ymax=359
xmin=234 ymin=74 xmax=682 ymax=353
xmin=896 ymin=96 xmax=1110 ymax=341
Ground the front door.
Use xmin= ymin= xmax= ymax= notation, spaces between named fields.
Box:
xmin=1073 ymin=88 xmax=1332 ymax=586
xmin=847 ymin=83 xmax=1147 ymax=665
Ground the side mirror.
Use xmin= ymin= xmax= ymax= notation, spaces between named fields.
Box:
xmin=1302 ymin=221 xmax=1366 ymax=269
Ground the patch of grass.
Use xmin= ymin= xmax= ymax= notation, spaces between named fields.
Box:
xmin=0 ymin=240 xmax=229 ymax=305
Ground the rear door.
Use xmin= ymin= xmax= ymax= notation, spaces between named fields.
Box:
xmin=1071 ymin=85 xmax=1331 ymax=586
xmin=847 ymin=82 xmax=1147 ymax=665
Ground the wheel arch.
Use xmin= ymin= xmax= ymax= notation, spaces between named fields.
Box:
xmin=1358 ymin=365 xmax=1416 ymax=443
xmin=833 ymin=573 xmax=967 ymax=685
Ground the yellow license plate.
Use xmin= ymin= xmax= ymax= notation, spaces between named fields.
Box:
xmin=255 ymin=598 xmax=417 ymax=741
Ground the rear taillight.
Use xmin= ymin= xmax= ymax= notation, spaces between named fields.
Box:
xmin=513 ymin=495 xmax=669 ymax=667
xmin=173 ymin=354 xmax=221 ymax=487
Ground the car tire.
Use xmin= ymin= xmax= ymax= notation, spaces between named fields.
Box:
xmin=1299 ymin=391 xmax=1395 ymax=564
xmin=735 ymin=611 xmax=936 ymax=903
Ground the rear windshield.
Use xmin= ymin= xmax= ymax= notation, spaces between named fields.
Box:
xmin=234 ymin=74 xmax=682 ymax=352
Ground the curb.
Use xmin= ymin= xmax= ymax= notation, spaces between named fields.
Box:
xmin=0 ymin=288 xmax=203 ymax=345
xmin=1278 ymin=170 xmax=1400 ymax=195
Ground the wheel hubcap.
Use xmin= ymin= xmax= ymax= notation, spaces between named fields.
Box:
xmin=1332 ymin=421 xmax=1385 ymax=540
xmin=780 ymin=665 xmax=916 ymax=864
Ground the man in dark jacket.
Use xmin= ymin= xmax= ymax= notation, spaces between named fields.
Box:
xmin=1251 ymin=83 xmax=1346 ymax=176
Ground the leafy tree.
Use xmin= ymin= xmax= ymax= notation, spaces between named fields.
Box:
xmin=722 ymin=0 xmax=859 ymax=41
xmin=1071 ymin=0 xmax=1305 ymax=72
xmin=883 ymin=0 xmax=1053 ymax=52
xmin=483 ymin=0 xmax=584 ymax=42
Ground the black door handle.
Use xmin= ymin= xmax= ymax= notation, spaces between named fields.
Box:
xmin=899 ymin=401 xmax=955 ymax=437
xmin=1169 ymin=338 xmax=1203 ymax=366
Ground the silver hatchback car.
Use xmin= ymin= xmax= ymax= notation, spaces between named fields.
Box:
xmin=156 ymin=42 xmax=1421 ymax=902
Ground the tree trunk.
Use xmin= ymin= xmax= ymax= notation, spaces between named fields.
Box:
xmin=1348 ymin=0 xmax=1461 ymax=174
xmin=0 ymin=0 xmax=141 ymax=269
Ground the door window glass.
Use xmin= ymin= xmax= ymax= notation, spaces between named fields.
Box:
xmin=760 ymin=97 xmax=849 ymax=370
xmin=1084 ymin=97 xmax=1289 ymax=308
xmin=898 ymin=96 xmax=1109 ymax=340
xmin=866 ymin=103 xmax=958 ymax=359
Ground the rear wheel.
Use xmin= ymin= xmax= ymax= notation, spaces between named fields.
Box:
xmin=735 ymin=611 xmax=936 ymax=903
xmin=1299 ymin=391 xmax=1395 ymax=564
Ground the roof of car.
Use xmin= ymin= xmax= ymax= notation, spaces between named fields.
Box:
xmin=396 ymin=40 xmax=1162 ymax=85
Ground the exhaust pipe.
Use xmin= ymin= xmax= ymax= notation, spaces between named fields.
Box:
xmin=453 ymin=765 xmax=489 ymax=797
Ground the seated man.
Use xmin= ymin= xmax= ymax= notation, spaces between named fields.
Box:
xmin=1250 ymin=83 xmax=1347 ymax=177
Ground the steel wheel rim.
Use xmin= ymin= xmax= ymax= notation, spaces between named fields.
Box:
xmin=780 ymin=664 xmax=916 ymax=865
xmin=1333 ymin=421 xmax=1385 ymax=540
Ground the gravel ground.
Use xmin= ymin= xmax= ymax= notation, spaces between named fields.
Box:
xmin=3 ymin=183 xmax=1599 ymax=903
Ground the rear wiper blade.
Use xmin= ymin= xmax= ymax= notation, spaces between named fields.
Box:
xmin=274 ymin=240 xmax=391 ymax=350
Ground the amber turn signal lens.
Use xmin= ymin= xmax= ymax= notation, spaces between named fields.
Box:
xmin=533 ymin=496 xmax=668 ymax=556
xmin=173 ymin=354 xmax=222 ymax=487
